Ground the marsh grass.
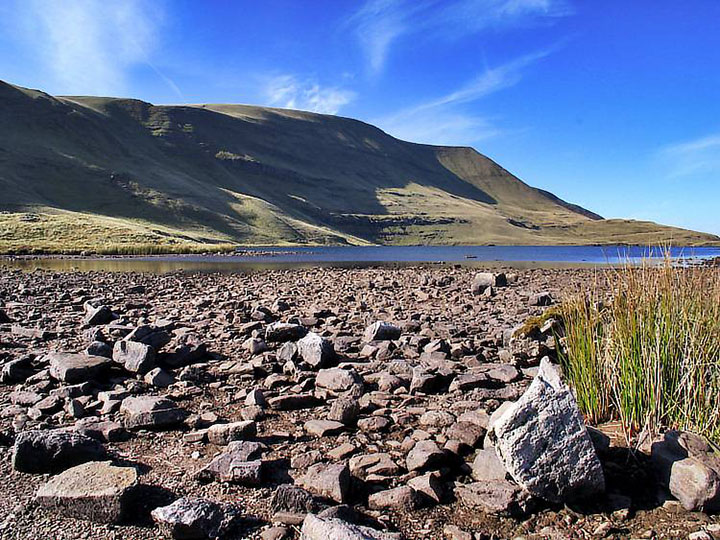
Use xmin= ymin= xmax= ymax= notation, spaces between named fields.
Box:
xmin=560 ymin=257 xmax=720 ymax=442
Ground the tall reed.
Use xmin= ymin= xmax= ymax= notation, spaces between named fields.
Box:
xmin=560 ymin=257 xmax=720 ymax=442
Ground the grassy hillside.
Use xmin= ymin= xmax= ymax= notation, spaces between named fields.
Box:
xmin=0 ymin=80 xmax=717 ymax=254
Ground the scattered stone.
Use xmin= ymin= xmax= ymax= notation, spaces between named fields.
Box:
xmin=12 ymin=429 xmax=106 ymax=473
xmin=651 ymin=430 xmax=720 ymax=512
xmin=83 ymin=304 xmax=114 ymax=326
xmin=328 ymin=396 xmax=360 ymax=424
xmin=120 ymin=396 xmax=187 ymax=429
xmin=151 ymin=497 xmax=239 ymax=539
xmin=471 ymin=273 xmax=506 ymax=295
xmin=456 ymin=480 xmax=532 ymax=516
xmin=300 ymin=514 xmax=401 ymax=540
xmin=364 ymin=321 xmax=401 ymax=342
xmin=305 ymin=419 xmax=345 ymax=437
xmin=268 ymin=394 xmax=319 ymax=411
xmin=207 ymin=421 xmax=257 ymax=445
xmin=298 ymin=332 xmax=335 ymax=369
xmin=368 ymin=486 xmax=419 ymax=511
xmin=35 ymin=461 xmax=138 ymax=523
xmin=113 ymin=340 xmax=156 ymax=374
xmin=300 ymin=463 xmax=351 ymax=503
xmin=47 ymin=352 xmax=112 ymax=383
xmin=198 ymin=441 xmax=265 ymax=484
xmin=316 ymin=367 xmax=362 ymax=394
xmin=406 ymin=440 xmax=445 ymax=472
xmin=145 ymin=367 xmax=175 ymax=387
xmin=266 ymin=322 xmax=307 ymax=343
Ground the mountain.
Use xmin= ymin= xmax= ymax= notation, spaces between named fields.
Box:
xmin=0 ymin=80 xmax=717 ymax=254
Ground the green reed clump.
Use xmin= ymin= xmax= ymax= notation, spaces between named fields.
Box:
xmin=560 ymin=258 xmax=720 ymax=442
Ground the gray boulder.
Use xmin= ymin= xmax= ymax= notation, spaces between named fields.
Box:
xmin=316 ymin=367 xmax=362 ymax=394
xmin=13 ymin=429 xmax=106 ymax=473
xmin=300 ymin=514 xmax=402 ymax=540
xmin=197 ymin=441 xmax=265 ymax=485
xmin=120 ymin=396 xmax=187 ymax=429
xmin=489 ymin=358 xmax=605 ymax=503
xmin=48 ymin=352 xmax=113 ymax=383
xmin=83 ymin=304 xmax=114 ymax=326
xmin=265 ymin=322 xmax=307 ymax=343
xmin=651 ymin=430 xmax=720 ymax=512
xmin=35 ymin=461 xmax=138 ymax=523
xmin=113 ymin=340 xmax=156 ymax=374
xmin=471 ymin=273 xmax=507 ymax=295
xmin=298 ymin=332 xmax=335 ymax=369
xmin=363 ymin=321 xmax=401 ymax=342
xmin=299 ymin=463 xmax=350 ymax=503
xmin=455 ymin=480 xmax=532 ymax=516
xmin=151 ymin=497 xmax=239 ymax=539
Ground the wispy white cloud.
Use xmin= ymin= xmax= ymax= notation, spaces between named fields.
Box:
xmin=8 ymin=0 xmax=180 ymax=98
xmin=263 ymin=75 xmax=356 ymax=115
xmin=375 ymin=49 xmax=548 ymax=145
xmin=348 ymin=0 xmax=571 ymax=75
xmin=659 ymin=133 xmax=720 ymax=178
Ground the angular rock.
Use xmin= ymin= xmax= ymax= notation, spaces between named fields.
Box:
xmin=446 ymin=422 xmax=485 ymax=448
xmin=300 ymin=514 xmax=401 ymax=540
xmin=651 ymin=430 xmax=720 ymax=512
xmin=363 ymin=321 xmax=401 ymax=342
xmin=297 ymin=332 xmax=335 ymax=369
xmin=268 ymin=394 xmax=319 ymax=411
xmin=489 ymin=358 xmax=605 ymax=503
xmin=328 ymin=396 xmax=360 ymax=425
xmin=125 ymin=325 xmax=172 ymax=351
xmin=48 ymin=352 xmax=113 ymax=384
xmin=113 ymin=340 xmax=156 ymax=374
xmin=408 ymin=472 xmax=443 ymax=505
xmin=406 ymin=440 xmax=445 ymax=472
xmin=84 ymin=304 xmax=114 ymax=326
xmin=300 ymin=463 xmax=350 ymax=503
xmin=197 ymin=441 xmax=265 ymax=485
xmin=145 ymin=367 xmax=175 ymax=387
xmin=271 ymin=484 xmax=317 ymax=518
xmin=13 ymin=429 xmax=106 ymax=473
xmin=456 ymin=480 xmax=531 ymax=516
xmin=151 ymin=497 xmax=239 ymax=539
xmin=207 ymin=421 xmax=257 ymax=445
xmin=120 ymin=396 xmax=186 ymax=429
xmin=471 ymin=448 xmax=507 ymax=481
xmin=368 ymin=486 xmax=419 ymax=511
xmin=316 ymin=367 xmax=362 ymax=394
xmin=305 ymin=419 xmax=345 ymax=437
xmin=471 ymin=273 xmax=507 ymax=295
xmin=36 ymin=461 xmax=138 ymax=523
xmin=265 ymin=322 xmax=307 ymax=343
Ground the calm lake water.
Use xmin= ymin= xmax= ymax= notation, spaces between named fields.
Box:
xmin=2 ymin=245 xmax=719 ymax=273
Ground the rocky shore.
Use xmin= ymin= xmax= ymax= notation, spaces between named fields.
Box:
xmin=1 ymin=266 xmax=719 ymax=540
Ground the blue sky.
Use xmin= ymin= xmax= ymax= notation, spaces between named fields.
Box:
xmin=1 ymin=0 xmax=718 ymax=235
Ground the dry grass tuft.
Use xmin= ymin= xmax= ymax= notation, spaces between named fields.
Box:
xmin=560 ymin=256 xmax=720 ymax=443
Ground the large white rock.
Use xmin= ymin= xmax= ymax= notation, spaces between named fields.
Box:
xmin=300 ymin=514 xmax=402 ymax=540
xmin=490 ymin=358 xmax=605 ymax=503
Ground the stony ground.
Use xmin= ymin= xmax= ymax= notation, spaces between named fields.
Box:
xmin=0 ymin=265 xmax=718 ymax=540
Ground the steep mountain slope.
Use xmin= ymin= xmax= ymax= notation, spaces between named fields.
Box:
xmin=0 ymin=80 xmax=716 ymax=253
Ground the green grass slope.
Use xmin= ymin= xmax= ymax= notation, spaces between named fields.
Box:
xmin=0 ymin=80 xmax=717 ymax=253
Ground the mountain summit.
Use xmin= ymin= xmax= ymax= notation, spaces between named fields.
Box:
xmin=0 ymin=80 xmax=716 ymax=253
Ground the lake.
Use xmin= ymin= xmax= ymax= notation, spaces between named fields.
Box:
xmin=1 ymin=245 xmax=719 ymax=273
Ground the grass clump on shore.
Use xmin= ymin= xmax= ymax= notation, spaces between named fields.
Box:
xmin=559 ymin=259 xmax=720 ymax=442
